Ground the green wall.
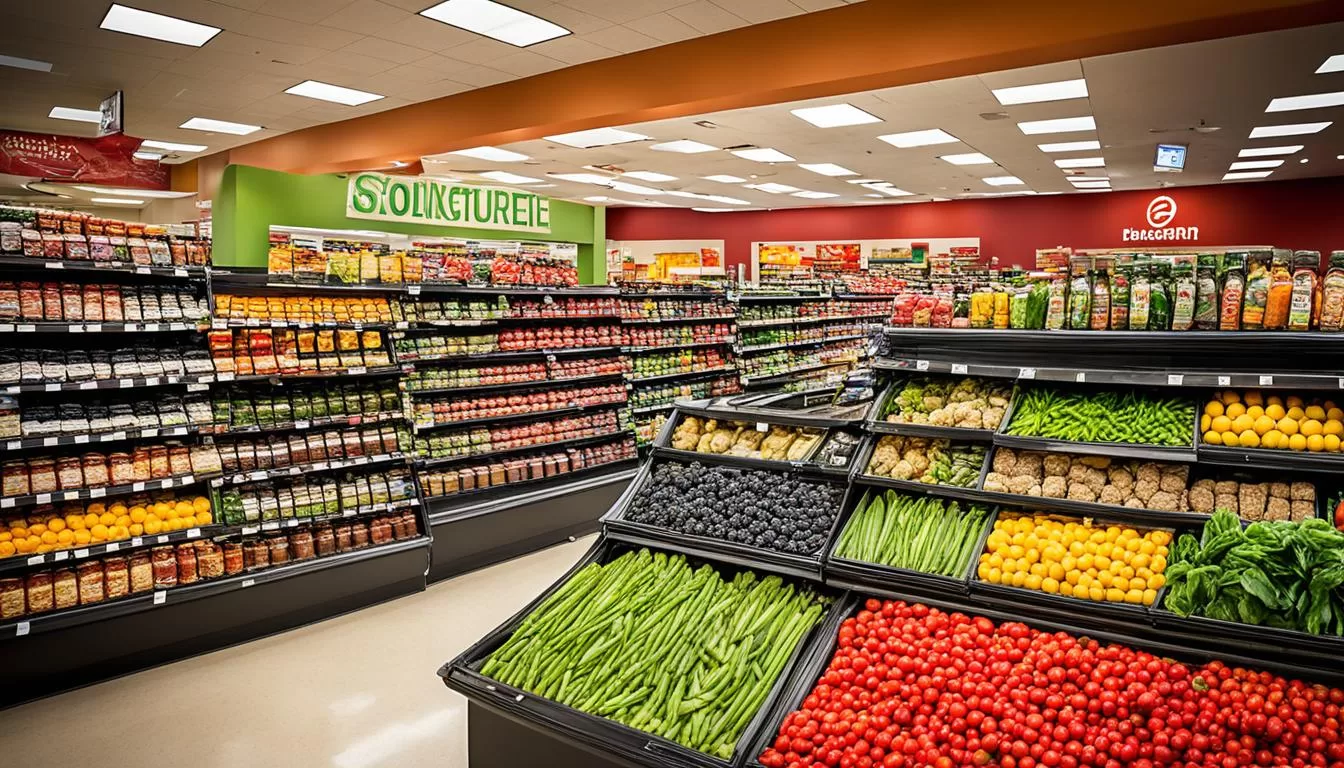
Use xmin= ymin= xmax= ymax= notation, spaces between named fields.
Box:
xmin=213 ymin=164 xmax=606 ymax=282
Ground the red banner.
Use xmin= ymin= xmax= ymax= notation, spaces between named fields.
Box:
xmin=0 ymin=130 xmax=169 ymax=189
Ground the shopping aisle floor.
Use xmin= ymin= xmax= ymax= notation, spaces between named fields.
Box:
xmin=0 ymin=536 xmax=595 ymax=768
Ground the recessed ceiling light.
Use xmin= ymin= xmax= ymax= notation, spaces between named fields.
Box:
xmin=479 ymin=170 xmax=543 ymax=184
xmin=846 ymin=179 xmax=885 ymax=184
xmin=702 ymin=174 xmax=745 ymax=183
xmin=864 ymin=193 xmax=883 ymax=198
xmin=1070 ymin=180 xmax=1111 ymax=189
xmin=1067 ymin=176 xmax=1109 ymax=182
xmin=90 ymin=197 xmax=145 ymax=205
xmin=991 ymin=78 xmax=1088 ymax=106
xmin=792 ymin=190 xmax=839 ymax=199
xmin=862 ymin=183 xmax=913 ymax=197
xmin=983 ymin=176 xmax=1025 ymax=186
xmin=650 ymin=140 xmax=717 ymax=154
xmin=1238 ymin=145 xmax=1303 ymax=157
xmin=140 ymin=139 xmax=208 ymax=153
xmin=1338 ymin=155 xmax=1344 ymax=160
xmin=1017 ymin=116 xmax=1096 ymax=135
xmin=132 ymin=151 xmax=162 ymax=161
xmin=691 ymin=207 xmax=736 ymax=213
xmin=1317 ymin=55 xmax=1344 ymax=74
xmin=940 ymin=152 xmax=994 ymax=165
xmin=1223 ymin=171 xmax=1273 ymax=180
xmin=48 ymin=106 xmax=100 ymax=123
xmin=707 ymin=195 xmax=751 ymax=205
xmin=798 ymin=163 xmax=857 ymax=177
xmin=0 ymin=54 xmax=52 ymax=72
xmin=876 ymin=129 xmax=960 ymax=148
xmin=419 ymin=0 xmax=569 ymax=47
xmin=622 ymin=171 xmax=677 ymax=182
xmin=1054 ymin=157 xmax=1105 ymax=168
xmin=1249 ymin=122 xmax=1331 ymax=138
xmin=1037 ymin=140 xmax=1101 ymax=153
xmin=609 ymin=181 xmax=663 ymax=195
xmin=449 ymin=146 xmax=529 ymax=162
xmin=1266 ymin=91 xmax=1344 ymax=112
xmin=285 ymin=80 xmax=383 ymax=106
xmin=582 ymin=196 xmax=609 ymax=202
xmin=1300 ymin=158 xmax=1310 ymax=164
xmin=180 ymin=117 xmax=262 ymax=135
xmin=745 ymin=182 xmax=799 ymax=194
xmin=548 ymin=172 xmax=612 ymax=184
xmin=1228 ymin=159 xmax=1285 ymax=171
xmin=74 ymin=185 xmax=191 ymax=199
xmin=544 ymin=127 xmax=648 ymax=148
xmin=731 ymin=147 xmax=795 ymax=163
xmin=99 ymin=3 xmax=220 ymax=47
xmin=790 ymin=103 xmax=882 ymax=128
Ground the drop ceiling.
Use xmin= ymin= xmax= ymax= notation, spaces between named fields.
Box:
xmin=419 ymin=22 xmax=1344 ymax=209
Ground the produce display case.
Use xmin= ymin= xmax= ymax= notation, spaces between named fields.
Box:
xmin=863 ymin=374 xmax=1008 ymax=441
xmin=439 ymin=538 xmax=852 ymax=768
xmin=848 ymin=433 xmax=992 ymax=504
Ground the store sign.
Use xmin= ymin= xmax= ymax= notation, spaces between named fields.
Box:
xmin=346 ymin=172 xmax=550 ymax=234
xmin=1123 ymin=195 xmax=1199 ymax=242
xmin=0 ymin=129 xmax=168 ymax=187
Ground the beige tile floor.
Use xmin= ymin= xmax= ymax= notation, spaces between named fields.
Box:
xmin=0 ymin=536 xmax=595 ymax=768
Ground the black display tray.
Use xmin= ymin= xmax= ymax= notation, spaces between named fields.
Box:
xmin=849 ymin=432 xmax=992 ymax=502
xmin=1 ymin=320 xmax=202 ymax=334
xmin=994 ymin=382 xmax=1199 ymax=462
xmin=738 ymin=334 xmax=866 ymax=355
xmin=439 ymin=538 xmax=851 ymax=768
xmin=3 ymin=373 xmax=216 ymax=394
xmin=625 ymin=339 xmax=734 ymax=354
xmin=1 ymin=471 xmax=217 ymax=511
xmin=415 ymin=432 xmax=626 ymax=469
xmin=412 ymin=400 xmax=624 ymax=433
xmin=0 ymin=523 xmax=223 ymax=577
xmin=5 ymin=424 xmax=201 ymax=452
xmin=863 ymin=375 xmax=1005 ymax=441
xmin=0 ymin=255 xmax=206 ymax=279
xmin=621 ymin=315 xmax=737 ymax=326
xmin=627 ymin=366 xmax=737 ymax=386
xmin=1197 ymin=444 xmax=1344 ymax=474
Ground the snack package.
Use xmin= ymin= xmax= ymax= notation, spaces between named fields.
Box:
xmin=1090 ymin=264 xmax=1110 ymax=331
xmin=1045 ymin=276 xmax=1067 ymax=330
xmin=1192 ymin=254 xmax=1219 ymax=330
xmin=1319 ymin=251 xmax=1344 ymax=332
xmin=1262 ymin=248 xmax=1294 ymax=330
xmin=1219 ymin=253 xmax=1246 ymax=331
xmin=1288 ymin=250 xmax=1320 ymax=331
xmin=1067 ymin=257 xmax=1091 ymax=330
xmin=1241 ymin=251 xmax=1271 ymax=330
xmin=1109 ymin=258 xmax=1131 ymax=330
xmin=1149 ymin=262 xmax=1171 ymax=330
xmin=1170 ymin=258 xmax=1196 ymax=331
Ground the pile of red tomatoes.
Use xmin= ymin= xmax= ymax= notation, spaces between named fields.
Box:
xmin=759 ymin=599 xmax=1344 ymax=768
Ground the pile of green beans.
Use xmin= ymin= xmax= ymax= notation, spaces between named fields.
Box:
xmin=1005 ymin=387 xmax=1195 ymax=446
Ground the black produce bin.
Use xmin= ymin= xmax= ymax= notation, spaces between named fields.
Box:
xmin=863 ymin=376 xmax=1002 ymax=442
xmin=849 ymin=431 xmax=993 ymax=504
xmin=438 ymin=538 xmax=853 ymax=768
xmin=602 ymin=454 xmax=856 ymax=582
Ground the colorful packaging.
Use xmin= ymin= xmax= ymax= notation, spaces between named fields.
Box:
xmin=1192 ymin=254 xmax=1219 ymax=330
xmin=1109 ymin=259 xmax=1131 ymax=330
xmin=1241 ymin=251 xmax=1271 ymax=330
xmin=1319 ymin=252 xmax=1344 ymax=332
xmin=1170 ymin=258 xmax=1196 ymax=331
xmin=1128 ymin=258 xmax=1151 ymax=330
xmin=1149 ymin=263 xmax=1171 ymax=331
xmin=992 ymin=291 xmax=1010 ymax=329
xmin=1263 ymin=249 xmax=1294 ymax=330
xmin=1289 ymin=250 xmax=1321 ymax=331
xmin=1067 ymin=257 xmax=1091 ymax=330
xmin=1219 ymin=253 xmax=1246 ymax=331
xmin=1090 ymin=266 xmax=1111 ymax=331
xmin=1045 ymin=277 xmax=1067 ymax=330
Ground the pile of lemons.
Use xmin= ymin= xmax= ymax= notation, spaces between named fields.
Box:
xmin=977 ymin=513 xmax=1170 ymax=605
xmin=1201 ymin=390 xmax=1344 ymax=452
xmin=0 ymin=494 xmax=213 ymax=558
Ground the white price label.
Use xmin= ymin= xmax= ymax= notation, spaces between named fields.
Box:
xmin=53 ymin=551 xmax=68 ymax=561
xmin=144 ymin=324 xmax=160 ymax=332
xmin=0 ymin=325 xmax=10 ymax=333
xmin=756 ymin=422 xmax=769 ymax=432
xmin=4 ymin=441 xmax=16 ymax=451
xmin=187 ymin=528 xmax=201 ymax=538
xmin=951 ymin=364 xmax=968 ymax=375
xmin=136 ymin=266 xmax=151 ymax=275
xmin=15 ymin=621 xmax=29 ymax=637
xmin=1168 ymin=374 xmax=1184 ymax=386
xmin=212 ymin=318 xmax=226 ymax=329
xmin=1075 ymin=372 xmax=1087 ymax=383
xmin=74 ymin=435 xmax=89 ymax=444
xmin=262 ymin=522 xmax=279 ymax=531
xmin=1259 ymin=375 xmax=1274 ymax=386
xmin=157 ymin=535 xmax=169 ymax=543
xmin=87 ymin=324 xmax=102 ymax=333
xmin=217 ymin=372 xmax=235 ymax=382
xmin=120 ymin=379 xmax=134 ymax=388
xmin=111 ymin=431 xmax=127 ymax=441
xmin=45 ymin=383 xmax=61 ymax=392
xmin=1019 ymin=367 xmax=1037 ymax=380
xmin=242 ymin=526 xmax=259 ymax=534
xmin=35 ymin=493 xmax=52 ymax=504
xmin=313 ymin=462 xmax=329 ymax=471
xmin=43 ymin=437 xmax=58 ymax=447
xmin=174 ymin=268 xmax=189 ymax=277
xmin=44 ymin=261 xmax=64 ymax=269
xmin=250 ymin=471 xmax=268 ymax=481
xmin=79 ymin=381 xmax=98 ymax=390
xmin=915 ymin=359 xmax=929 ymax=371
xmin=348 ymin=366 xmax=367 ymax=375
xmin=143 ymin=428 xmax=159 ymax=437
xmin=407 ymin=285 xmax=422 ymax=295
xmin=61 ymin=490 xmax=80 ymax=501
xmin=245 ymin=318 xmax=260 ymax=326
xmin=294 ymin=420 xmax=310 ymax=430
xmin=17 ymin=324 xmax=35 ymax=333
xmin=106 ymin=542 xmax=119 ymax=552
xmin=132 ymin=482 xmax=146 ymax=492
xmin=1218 ymin=376 xmax=1232 ymax=386
xmin=131 ymin=537 xmax=142 ymax=547
xmin=153 ymin=591 xmax=166 ymax=605
xmin=27 ymin=555 xmax=44 ymax=565
xmin=286 ymin=519 xmax=298 ymax=527
xmin=69 ymin=324 xmax=84 ymax=334
xmin=241 ymin=579 xmax=256 ymax=588
xmin=90 ymin=487 xmax=106 ymax=499
xmin=75 ymin=549 xmax=89 ymax=558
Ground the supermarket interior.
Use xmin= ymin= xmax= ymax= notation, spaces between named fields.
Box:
xmin=6 ymin=1 xmax=1344 ymax=767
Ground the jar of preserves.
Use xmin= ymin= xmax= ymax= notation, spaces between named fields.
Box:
xmin=243 ymin=540 xmax=269 ymax=570
xmin=290 ymin=530 xmax=315 ymax=560
xmin=103 ymin=556 xmax=129 ymax=600
xmin=314 ymin=526 xmax=335 ymax=557
xmin=151 ymin=546 xmax=177 ymax=589
xmin=175 ymin=544 xmax=198 ymax=584
xmin=222 ymin=542 xmax=244 ymax=575
xmin=268 ymin=536 xmax=290 ymax=565
xmin=55 ymin=456 xmax=84 ymax=491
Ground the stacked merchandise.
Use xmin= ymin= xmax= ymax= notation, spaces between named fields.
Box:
xmin=413 ymin=410 xmax=622 ymax=462
xmin=1 ymin=280 xmax=209 ymax=326
xmin=736 ymin=296 xmax=884 ymax=391
xmin=0 ymin=206 xmax=211 ymax=269
xmin=418 ymin=437 xmax=638 ymax=498
xmin=214 ymin=467 xmax=418 ymax=525
xmin=410 ymin=381 xmax=626 ymax=427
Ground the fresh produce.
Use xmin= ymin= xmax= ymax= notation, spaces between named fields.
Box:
xmin=498 ymin=324 xmax=622 ymax=350
xmin=481 ymin=548 xmax=829 ymax=758
xmin=627 ymin=322 xmax=733 ymax=348
xmin=411 ymin=382 xmax=625 ymax=426
xmin=1201 ymin=389 xmax=1344 ymax=452
xmin=985 ymin=448 xmax=1192 ymax=508
xmin=1189 ymin=477 xmax=1315 ymax=521
xmin=0 ymin=493 xmax=212 ymax=557
xmin=213 ymin=294 xmax=392 ymax=324
xmin=977 ymin=511 xmax=1171 ymax=605
xmin=627 ymin=375 xmax=740 ymax=410
xmin=834 ymin=490 xmax=990 ymax=576
xmin=866 ymin=436 xmax=985 ymax=487
xmin=668 ymin=416 xmax=823 ymax=461
xmin=631 ymin=349 xmax=732 ymax=379
xmin=419 ymin=438 xmax=636 ymax=497
xmin=759 ymin=598 xmax=1344 ymax=768
xmin=620 ymin=297 xmax=735 ymax=321
xmin=1006 ymin=386 xmax=1195 ymax=446
xmin=626 ymin=461 xmax=842 ymax=555
xmin=880 ymin=376 xmax=1009 ymax=430
xmin=1165 ymin=509 xmax=1344 ymax=635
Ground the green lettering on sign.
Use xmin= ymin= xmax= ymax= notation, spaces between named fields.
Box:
xmin=344 ymin=171 xmax=552 ymax=234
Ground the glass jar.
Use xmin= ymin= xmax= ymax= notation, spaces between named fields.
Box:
xmin=222 ymin=542 xmax=244 ymax=575
xmin=151 ymin=546 xmax=177 ymax=589
xmin=314 ymin=526 xmax=335 ymax=557
xmin=175 ymin=544 xmax=198 ymax=585
xmin=267 ymin=536 xmax=290 ymax=565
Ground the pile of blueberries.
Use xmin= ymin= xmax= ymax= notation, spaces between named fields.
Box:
xmin=625 ymin=461 xmax=841 ymax=555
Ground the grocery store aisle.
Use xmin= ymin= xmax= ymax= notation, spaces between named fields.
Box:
xmin=0 ymin=536 xmax=595 ymax=768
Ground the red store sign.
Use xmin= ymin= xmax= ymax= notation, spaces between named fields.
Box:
xmin=1122 ymin=194 xmax=1200 ymax=242
xmin=0 ymin=129 xmax=169 ymax=189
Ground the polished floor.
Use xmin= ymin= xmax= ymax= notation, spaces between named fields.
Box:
xmin=0 ymin=536 xmax=595 ymax=768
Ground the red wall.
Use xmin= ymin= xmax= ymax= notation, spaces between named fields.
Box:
xmin=606 ymin=177 xmax=1344 ymax=275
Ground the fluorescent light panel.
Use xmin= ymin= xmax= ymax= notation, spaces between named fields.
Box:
xmin=745 ymin=183 xmax=798 ymax=194
xmin=180 ymin=117 xmax=262 ymax=135
xmin=622 ymin=171 xmax=676 ymax=182
xmin=141 ymin=139 xmax=208 ymax=153
xmin=90 ymin=197 xmax=144 ymax=205
xmin=544 ymin=127 xmax=648 ymax=148
xmin=992 ymin=78 xmax=1087 ymax=106
xmin=1067 ymin=176 xmax=1109 ymax=182
xmin=419 ymin=0 xmax=569 ymax=47
xmin=1228 ymin=159 xmax=1284 ymax=170
xmin=74 ymin=185 xmax=189 ymax=199
xmin=790 ymin=103 xmax=882 ymax=128
xmin=862 ymin=183 xmax=912 ymax=197
xmin=48 ymin=106 xmax=100 ymax=123
xmin=1017 ymin=115 xmax=1096 ymax=135
xmin=1037 ymin=140 xmax=1101 ymax=153
xmin=1223 ymin=171 xmax=1273 ymax=180
xmin=876 ymin=129 xmax=959 ymax=148
xmin=99 ymin=4 xmax=220 ymax=47
xmin=582 ymin=196 xmax=609 ymax=202
xmin=0 ymin=54 xmax=52 ymax=72
xmin=649 ymin=140 xmax=716 ymax=154
xmin=548 ymin=172 xmax=612 ymax=184
xmin=798 ymin=163 xmax=857 ymax=176
xmin=1054 ymin=157 xmax=1105 ymax=168
xmin=707 ymin=195 xmax=750 ymax=205
xmin=1318 ymin=55 xmax=1344 ymax=74
xmin=731 ymin=147 xmax=794 ymax=163
xmin=449 ymin=146 xmax=529 ymax=162
xmin=702 ymin=174 xmax=745 ymax=183
xmin=609 ymin=181 xmax=662 ymax=195
xmin=1070 ymin=180 xmax=1111 ymax=189
xmin=133 ymin=151 xmax=162 ymax=161
xmin=983 ymin=176 xmax=1025 ymax=186
xmin=479 ymin=171 xmax=542 ymax=184
xmin=1266 ymin=91 xmax=1344 ymax=112
xmin=792 ymin=190 xmax=839 ymax=199
xmin=285 ymin=80 xmax=383 ymax=106
xmin=1238 ymin=145 xmax=1303 ymax=157
xmin=1249 ymin=122 xmax=1331 ymax=138
xmin=940 ymin=152 xmax=994 ymax=165
xmin=692 ymin=208 xmax=734 ymax=213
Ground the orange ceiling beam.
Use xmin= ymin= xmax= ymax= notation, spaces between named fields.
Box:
xmin=220 ymin=0 xmax=1344 ymax=177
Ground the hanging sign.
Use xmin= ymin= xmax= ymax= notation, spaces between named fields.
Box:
xmin=346 ymin=171 xmax=551 ymax=234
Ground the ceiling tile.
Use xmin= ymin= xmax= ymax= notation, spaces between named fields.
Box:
xmin=560 ymin=0 xmax=692 ymax=26
xmin=200 ymin=31 xmax=329 ymax=65
xmin=579 ymin=25 xmax=662 ymax=54
xmin=371 ymin=13 xmax=480 ymax=50
xmin=341 ymin=35 xmax=435 ymax=65
xmin=530 ymin=35 xmax=621 ymax=65
xmin=623 ymin=12 xmax=703 ymax=44
xmin=209 ymin=0 xmax=268 ymax=9
xmin=529 ymin=4 xmax=614 ymax=35
xmin=383 ymin=60 xmax=460 ymax=85
xmin=318 ymin=0 xmax=409 ymax=36
xmin=715 ymin=0 xmax=806 ymax=24
xmin=491 ymin=50 xmax=568 ymax=78
xmin=255 ymin=0 xmax=355 ymax=22
xmin=790 ymin=0 xmax=846 ymax=10
xmin=304 ymin=49 xmax=404 ymax=79
xmin=449 ymin=65 xmax=515 ymax=88
xmin=666 ymin=1 xmax=747 ymax=35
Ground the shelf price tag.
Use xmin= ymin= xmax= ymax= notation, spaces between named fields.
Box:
xmin=407 ymin=285 xmax=422 ymax=296
xmin=53 ymin=551 xmax=68 ymax=561
xmin=135 ymin=266 xmax=151 ymax=275
xmin=27 ymin=555 xmax=44 ymax=566
xmin=174 ymin=267 xmax=189 ymax=277
xmin=131 ymin=537 xmax=142 ymax=547
xmin=1259 ymin=375 xmax=1274 ymax=386
xmin=187 ymin=383 xmax=210 ymax=392
xmin=87 ymin=324 xmax=102 ymax=333
xmin=43 ymin=436 xmax=58 ymax=447
xmin=756 ymin=422 xmax=769 ymax=432
xmin=105 ymin=542 xmax=119 ymax=552
xmin=348 ymin=366 xmax=367 ymax=375
xmin=74 ymin=434 xmax=89 ymax=444
xmin=44 ymin=261 xmax=64 ymax=270
xmin=15 ymin=621 xmax=29 ymax=637
xmin=35 ymin=493 xmax=52 ymax=504
xmin=18 ymin=324 xmax=35 ymax=333
xmin=914 ymin=359 xmax=929 ymax=371
xmin=1019 ymin=367 xmax=1036 ymax=380
xmin=75 ymin=548 xmax=90 ymax=558
xmin=241 ymin=579 xmax=256 ymax=588
xmin=1075 ymin=372 xmax=1087 ymax=383
xmin=45 ymin=383 xmax=61 ymax=392
xmin=187 ymin=528 xmax=201 ymax=538
xmin=90 ymin=487 xmax=106 ymax=499
xmin=1218 ymin=376 xmax=1232 ymax=386
xmin=950 ymin=364 xmax=968 ymax=375
xmin=153 ymin=591 xmax=167 ymax=605
xmin=217 ymin=372 xmax=235 ymax=382
xmin=1167 ymin=374 xmax=1184 ymax=386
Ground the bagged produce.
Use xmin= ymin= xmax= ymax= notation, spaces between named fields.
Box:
xmin=1148 ymin=262 xmax=1171 ymax=330
xmin=1170 ymin=258 xmax=1196 ymax=331
xmin=1026 ymin=281 xmax=1049 ymax=329
xmin=1241 ymin=251 xmax=1271 ymax=330
xmin=1288 ymin=250 xmax=1320 ymax=331
xmin=1044 ymin=276 xmax=1067 ymax=330
xmin=1108 ymin=258 xmax=1131 ymax=330
xmin=991 ymin=290 xmax=1010 ymax=329
xmin=1089 ymin=263 xmax=1110 ymax=330
xmin=968 ymin=289 xmax=994 ymax=328
xmin=1009 ymin=285 xmax=1030 ymax=329
xmin=1320 ymin=251 xmax=1344 ymax=331
xmin=1193 ymin=254 xmax=1219 ymax=329
xmin=1128 ymin=258 xmax=1151 ymax=330
xmin=1067 ymin=259 xmax=1091 ymax=330
xmin=1219 ymin=252 xmax=1246 ymax=330
xmin=1263 ymin=248 xmax=1294 ymax=329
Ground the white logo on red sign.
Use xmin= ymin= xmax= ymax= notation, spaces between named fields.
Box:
xmin=1146 ymin=195 xmax=1177 ymax=228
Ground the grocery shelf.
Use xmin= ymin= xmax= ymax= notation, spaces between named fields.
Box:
xmin=412 ymin=399 xmax=625 ymax=433
xmin=1196 ymin=444 xmax=1344 ymax=474
xmin=1 ymin=471 xmax=219 ymax=511
xmin=733 ymin=292 xmax=831 ymax=302
xmin=215 ymin=498 xmax=420 ymax=537
xmin=741 ymin=360 xmax=851 ymax=387
xmin=0 ymin=536 xmax=428 ymax=641
xmin=1 ymin=320 xmax=204 ymax=333
xmin=210 ymin=452 xmax=407 ymax=488
xmin=876 ymin=355 xmax=1344 ymax=390
xmin=832 ymin=293 xmax=899 ymax=300
xmin=220 ymin=365 xmax=406 ymax=383
xmin=0 ymin=524 xmax=223 ymax=577
xmin=622 ymin=338 xmax=734 ymax=353
xmin=629 ymin=401 xmax=678 ymax=416
xmin=5 ymin=424 xmax=201 ymax=452
xmin=618 ymin=290 xmax=720 ymax=299
xmin=626 ymin=365 xmax=738 ymax=386
xmin=994 ymin=432 xmax=1198 ymax=462
xmin=211 ymin=412 xmax=404 ymax=436
xmin=738 ymin=333 xmax=867 ymax=355
xmin=414 ymin=431 xmax=628 ymax=469
xmin=403 ymin=346 xmax=622 ymax=365
xmin=0 ymin=255 xmax=206 ymax=279
xmin=865 ymin=418 xmax=997 ymax=442
xmin=673 ymin=402 xmax=862 ymax=430
xmin=620 ymin=314 xmax=737 ymax=325
xmin=3 ymin=373 xmax=217 ymax=394
xmin=738 ymin=313 xmax=886 ymax=329
xmin=427 ymin=459 xmax=639 ymax=525
xmin=211 ymin=318 xmax=392 ymax=331
xmin=405 ymin=371 xmax=625 ymax=398
xmin=258 ymin=280 xmax=618 ymax=297
xmin=650 ymin=445 xmax=850 ymax=478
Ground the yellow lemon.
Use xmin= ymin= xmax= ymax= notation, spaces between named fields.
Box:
xmin=1287 ymin=406 xmax=1306 ymax=421
xmin=1244 ymin=390 xmax=1264 ymax=407
xmin=1301 ymin=419 xmax=1324 ymax=437
xmin=1287 ymin=395 xmax=1305 ymax=408
xmin=1325 ymin=420 xmax=1344 ymax=436
xmin=129 ymin=506 xmax=147 ymax=524
xmin=1252 ymin=415 xmax=1275 ymax=435
xmin=56 ymin=529 xmax=74 ymax=545
xmin=115 ymin=514 xmax=131 ymax=528
xmin=1205 ymin=400 xmax=1225 ymax=417
xmin=73 ymin=529 xmax=92 ymax=545
xmin=1231 ymin=415 xmax=1256 ymax=434
xmin=1305 ymin=405 xmax=1327 ymax=421
xmin=1239 ymin=431 xmax=1260 ymax=448
xmin=1106 ymin=588 xmax=1126 ymax=603
xmin=1203 ymin=430 xmax=1222 ymax=445
xmin=1262 ymin=430 xmax=1282 ymax=449
xmin=1266 ymin=404 xmax=1286 ymax=420
xmin=1278 ymin=417 xmax=1300 ymax=435
xmin=194 ymin=510 xmax=212 ymax=525
xmin=1225 ymin=402 xmax=1247 ymax=419
xmin=1328 ymin=407 xmax=1344 ymax=422
xmin=1222 ymin=390 xmax=1243 ymax=405
xmin=1246 ymin=405 xmax=1265 ymax=420
xmin=98 ymin=512 xmax=116 ymax=527
xmin=1267 ymin=394 xmax=1284 ymax=407
xmin=144 ymin=519 xmax=163 ymax=535
xmin=1289 ymin=433 xmax=1308 ymax=451
xmin=129 ymin=523 xmax=144 ymax=536
xmin=1222 ymin=431 xmax=1239 ymax=447
xmin=1307 ymin=434 xmax=1326 ymax=452
xmin=83 ymin=512 xmax=100 ymax=528
xmin=90 ymin=523 xmax=109 ymax=541
xmin=1201 ymin=414 xmax=1211 ymax=432
xmin=1211 ymin=415 xmax=1233 ymax=433
xmin=1125 ymin=589 xmax=1146 ymax=604
xmin=1326 ymin=434 xmax=1342 ymax=452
